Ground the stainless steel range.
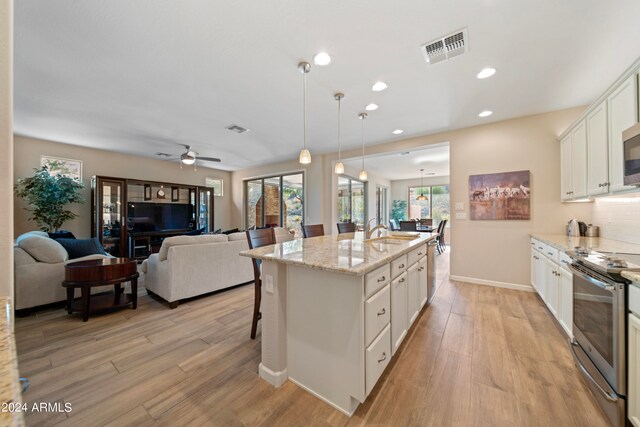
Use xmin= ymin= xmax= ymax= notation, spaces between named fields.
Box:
xmin=567 ymin=247 xmax=640 ymax=427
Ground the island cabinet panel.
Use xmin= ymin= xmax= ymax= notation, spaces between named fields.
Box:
xmin=365 ymin=264 xmax=391 ymax=298
xmin=365 ymin=324 xmax=391 ymax=396
xmin=419 ymin=256 xmax=428 ymax=308
xmin=364 ymin=284 xmax=391 ymax=347
xmin=391 ymin=255 xmax=408 ymax=280
xmin=286 ymin=266 xmax=366 ymax=412
xmin=407 ymin=262 xmax=421 ymax=326
xmin=391 ymin=272 xmax=408 ymax=355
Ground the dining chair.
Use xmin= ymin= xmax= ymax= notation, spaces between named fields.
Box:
xmin=302 ymin=224 xmax=325 ymax=238
xmin=438 ymin=219 xmax=448 ymax=253
xmin=246 ymin=227 xmax=276 ymax=339
xmin=399 ymin=221 xmax=417 ymax=232
xmin=337 ymin=222 xmax=356 ymax=234
xmin=435 ymin=220 xmax=445 ymax=254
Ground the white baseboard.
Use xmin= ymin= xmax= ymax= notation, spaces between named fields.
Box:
xmin=449 ymin=275 xmax=534 ymax=292
xmin=288 ymin=377 xmax=358 ymax=417
xmin=259 ymin=363 xmax=288 ymax=387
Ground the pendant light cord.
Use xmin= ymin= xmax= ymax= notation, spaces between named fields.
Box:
xmin=337 ymin=97 xmax=341 ymax=161
xmin=361 ymin=116 xmax=365 ymax=171
xmin=303 ymin=70 xmax=307 ymax=150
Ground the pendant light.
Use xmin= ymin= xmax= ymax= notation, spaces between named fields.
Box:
xmin=416 ymin=168 xmax=428 ymax=201
xmin=298 ymin=61 xmax=312 ymax=164
xmin=358 ymin=113 xmax=368 ymax=181
xmin=334 ymin=92 xmax=345 ymax=174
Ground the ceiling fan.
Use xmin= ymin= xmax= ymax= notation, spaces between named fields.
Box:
xmin=157 ymin=145 xmax=221 ymax=170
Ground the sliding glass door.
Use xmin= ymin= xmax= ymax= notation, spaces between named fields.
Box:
xmin=245 ymin=173 xmax=304 ymax=236
xmin=337 ymin=175 xmax=366 ymax=228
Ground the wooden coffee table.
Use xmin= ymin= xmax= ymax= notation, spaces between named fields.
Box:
xmin=63 ymin=258 xmax=139 ymax=321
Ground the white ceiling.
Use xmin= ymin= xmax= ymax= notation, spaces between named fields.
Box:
xmin=13 ymin=1 xmax=640 ymax=171
xmin=342 ymin=144 xmax=450 ymax=181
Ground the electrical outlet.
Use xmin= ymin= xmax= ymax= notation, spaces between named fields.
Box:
xmin=265 ymin=275 xmax=274 ymax=294
xmin=455 ymin=202 xmax=464 ymax=211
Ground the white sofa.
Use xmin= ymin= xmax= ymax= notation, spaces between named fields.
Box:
xmin=142 ymin=228 xmax=294 ymax=308
xmin=14 ymin=231 xmax=113 ymax=311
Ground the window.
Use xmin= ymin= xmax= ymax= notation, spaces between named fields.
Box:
xmin=245 ymin=173 xmax=304 ymax=236
xmin=205 ymin=177 xmax=223 ymax=196
xmin=337 ymin=176 xmax=366 ymax=227
xmin=406 ymin=185 xmax=450 ymax=225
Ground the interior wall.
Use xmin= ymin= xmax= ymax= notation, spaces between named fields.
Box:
xmin=229 ymin=156 xmax=326 ymax=230
xmin=13 ymin=135 xmax=232 ymax=237
xmin=322 ymin=107 xmax=592 ymax=287
xmin=0 ymin=0 xmax=14 ymax=304
xmin=592 ymin=197 xmax=640 ymax=245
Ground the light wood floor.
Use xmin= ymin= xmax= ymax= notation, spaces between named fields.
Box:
xmin=15 ymin=250 xmax=610 ymax=427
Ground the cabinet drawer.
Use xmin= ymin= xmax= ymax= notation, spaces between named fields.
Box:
xmin=365 ymin=284 xmax=391 ymax=347
xmin=365 ymin=263 xmax=390 ymax=298
xmin=391 ymin=255 xmax=408 ymax=279
xmin=631 ymin=285 xmax=640 ymax=316
xmin=532 ymin=239 xmax=545 ymax=252
xmin=365 ymin=323 xmax=391 ymax=396
xmin=407 ymin=244 xmax=427 ymax=266
xmin=542 ymin=244 xmax=559 ymax=262
xmin=559 ymin=251 xmax=572 ymax=270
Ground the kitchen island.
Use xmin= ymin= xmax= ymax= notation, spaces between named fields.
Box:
xmin=240 ymin=230 xmax=438 ymax=415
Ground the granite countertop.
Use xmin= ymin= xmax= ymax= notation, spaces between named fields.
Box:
xmin=622 ymin=271 xmax=640 ymax=284
xmin=240 ymin=231 xmax=438 ymax=276
xmin=0 ymin=297 xmax=25 ymax=427
xmin=530 ymin=234 xmax=640 ymax=255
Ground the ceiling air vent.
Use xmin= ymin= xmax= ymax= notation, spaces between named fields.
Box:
xmin=421 ymin=28 xmax=468 ymax=65
xmin=225 ymin=124 xmax=249 ymax=134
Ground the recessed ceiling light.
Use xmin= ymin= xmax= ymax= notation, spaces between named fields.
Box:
xmin=477 ymin=68 xmax=496 ymax=79
xmin=392 ymin=129 xmax=404 ymax=135
xmin=365 ymin=103 xmax=378 ymax=111
xmin=313 ymin=52 xmax=331 ymax=66
xmin=478 ymin=110 xmax=493 ymax=117
xmin=372 ymin=81 xmax=388 ymax=92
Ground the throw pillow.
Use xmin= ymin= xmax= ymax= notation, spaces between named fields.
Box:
xmin=55 ymin=238 xmax=108 ymax=260
xmin=48 ymin=230 xmax=76 ymax=240
xmin=18 ymin=235 xmax=68 ymax=263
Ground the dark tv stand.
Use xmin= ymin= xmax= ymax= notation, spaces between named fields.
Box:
xmin=128 ymin=230 xmax=191 ymax=261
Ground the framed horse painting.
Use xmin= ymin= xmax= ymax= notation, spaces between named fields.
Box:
xmin=469 ymin=170 xmax=530 ymax=220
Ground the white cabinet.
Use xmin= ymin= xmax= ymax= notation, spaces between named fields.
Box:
xmin=390 ymin=272 xmax=407 ymax=356
xmin=536 ymin=249 xmax=547 ymax=302
xmin=586 ymin=102 xmax=609 ymax=195
xmin=608 ymin=74 xmax=638 ymax=193
xmin=418 ymin=257 xmax=428 ymax=308
xmin=629 ymin=311 xmax=640 ymax=427
xmin=560 ymin=135 xmax=573 ymax=200
xmin=571 ymin=121 xmax=588 ymax=199
xmin=407 ymin=262 xmax=420 ymax=326
xmin=545 ymin=257 xmax=559 ymax=317
xmin=531 ymin=248 xmax=541 ymax=294
xmin=558 ymin=265 xmax=573 ymax=338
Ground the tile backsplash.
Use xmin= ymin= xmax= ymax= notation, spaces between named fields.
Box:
xmin=592 ymin=197 xmax=640 ymax=245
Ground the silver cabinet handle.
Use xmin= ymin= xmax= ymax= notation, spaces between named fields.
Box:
xmin=548 ymin=252 xmax=553 ymax=256
xmin=399 ymin=264 xmax=405 ymax=269
xmin=418 ymin=252 xmax=423 ymax=256
xmin=561 ymin=260 xmax=569 ymax=264
xmin=399 ymin=277 xmax=405 ymax=283
xmin=378 ymin=352 xmax=387 ymax=363
xmin=538 ymin=246 xmax=543 ymax=250
xmin=377 ymin=276 xmax=386 ymax=282
xmin=377 ymin=308 xmax=386 ymax=316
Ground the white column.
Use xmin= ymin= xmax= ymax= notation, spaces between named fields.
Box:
xmin=258 ymin=260 xmax=288 ymax=386
xmin=0 ymin=0 xmax=14 ymax=315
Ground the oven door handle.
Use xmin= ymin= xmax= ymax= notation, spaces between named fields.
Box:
xmin=569 ymin=341 xmax=618 ymax=402
xmin=568 ymin=264 xmax=616 ymax=291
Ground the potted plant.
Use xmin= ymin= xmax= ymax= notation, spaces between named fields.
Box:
xmin=14 ymin=162 xmax=85 ymax=232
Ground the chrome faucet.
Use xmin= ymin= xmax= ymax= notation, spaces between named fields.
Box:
xmin=365 ymin=218 xmax=388 ymax=239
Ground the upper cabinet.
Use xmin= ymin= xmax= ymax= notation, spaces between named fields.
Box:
xmin=559 ymin=61 xmax=640 ymax=201
xmin=586 ymin=102 xmax=609 ymax=195
xmin=608 ymin=74 xmax=639 ymax=193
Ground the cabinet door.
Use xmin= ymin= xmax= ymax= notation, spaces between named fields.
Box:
xmin=560 ymin=135 xmax=573 ymax=200
xmin=608 ymin=74 xmax=638 ymax=193
xmin=536 ymin=251 xmax=547 ymax=302
xmin=419 ymin=257 xmax=428 ymax=308
xmin=629 ymin=313 xmax=640 ymax=427
xmin=587 ymin=102 xmax=610 ymax=195
xmin=571 ymin=121 xmax=588 ymax=198
xmin=531 ymin=249 xmax=538 ymax=292
xmin=94 ymin=177 xmax=127 ymax=257
xmin=407 ymin=263 xmax=420 ymax=326
xmin=545 ymin=259 xmax=559 ymax=317
xmin=390 ymin=273 xmax=408 ymax=356
xmin=559 ymin=267 xmax=573 ymax=338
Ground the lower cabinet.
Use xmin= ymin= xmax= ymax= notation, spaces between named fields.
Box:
xmin=419 ymin=257 xmax=428 ymax=308
xmin=629 ymin=287 xmax=640 ymax=427
xmin=545 ymin=258 xmax=559 ymax=317
xmin=390 ymin=272 xmax=408 ymax=355
xmin=559 ymin=266 xmax=573 ymax=337
xmin=365 ymin=324 xmax=391 ymax=396
xmin=407 ymin=262 xmax=420 ymax=326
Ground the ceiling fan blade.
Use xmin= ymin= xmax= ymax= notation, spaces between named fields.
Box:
xmin=197 ymin=157 xmax=221 ymax=162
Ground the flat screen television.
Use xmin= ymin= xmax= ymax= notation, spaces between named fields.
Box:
xmin=127 ymin=202 xmax=193 ymax=232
